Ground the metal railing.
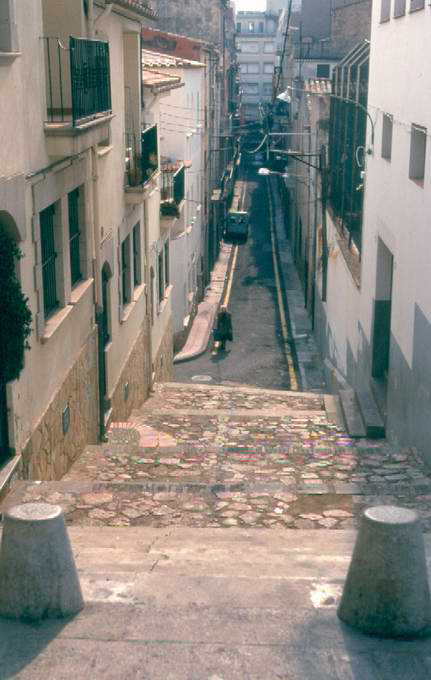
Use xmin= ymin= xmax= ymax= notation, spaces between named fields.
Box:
xmin=161 ymin=165 xmax=185 ymax=204
xmin=43 ymin=36 xmax=112 ymax=126
xmin=125 ymin=125 xmax=159 ymax=187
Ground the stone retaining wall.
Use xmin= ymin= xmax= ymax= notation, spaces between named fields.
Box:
xmin=20 ymin=328 xmax=99 ymax=481
xmin=110 ymin=321 xmax=152 ymax=424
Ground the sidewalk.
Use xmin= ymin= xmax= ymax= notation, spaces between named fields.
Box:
xmin=1 ymin=527 xmax=431 ymax=679
xmin=268 ymin=176 xmax=327 ymax=392
xmin=173 ymin=242 xmax=233 ymax=363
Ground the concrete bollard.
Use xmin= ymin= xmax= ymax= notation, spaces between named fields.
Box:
xmin=338 ymin=505 xmax=431 ymax=637
xmin=0 ymin=502 xmax=84 ymax=620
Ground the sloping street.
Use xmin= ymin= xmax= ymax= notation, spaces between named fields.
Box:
xmin=175 ymin=166 xmax=326 ymax=392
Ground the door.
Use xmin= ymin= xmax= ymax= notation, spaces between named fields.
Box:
xmin=0 ymin=382 xmax=10 ymax=465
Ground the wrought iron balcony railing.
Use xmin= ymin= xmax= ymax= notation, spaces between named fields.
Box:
xmin=44 ymin=36 xmax=112 ymax=127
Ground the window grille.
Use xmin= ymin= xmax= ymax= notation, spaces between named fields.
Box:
xmin=40 ymin=204 xmax=58 ymax=317
xmin=68 ymin=188 xmax=81 ymax=287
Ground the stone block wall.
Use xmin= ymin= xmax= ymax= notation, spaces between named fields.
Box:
xmin=110 ymin=320 xmax=152 ymax=424
xmin=151 ymin=0 xmax=222 ymax=45
xmin=20 ymin=328 xmax=99 ymax=481
xmin=154 ymin=318 xmax=174 ymax=383
xmin=331 ymin=0 xmax=372 ymax=57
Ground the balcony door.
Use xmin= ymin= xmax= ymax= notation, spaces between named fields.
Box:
xmin=0 ymin=382 xmax=9 ymax=465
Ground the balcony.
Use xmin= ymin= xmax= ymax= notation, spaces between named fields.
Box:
xmin=125 ymin=125 xmax=159 ymax=203
xmin=43 ymin=37 xmax=113 ymax=157
xmin=159 ymin=161 xmax=185 ymax=232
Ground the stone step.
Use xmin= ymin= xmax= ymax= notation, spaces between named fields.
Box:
xmin=3 ymin=475 xmax=431 ymax=532
xmin=339 ymin=389 xmax=367 ymax=439
xmin=356 ymin=387 xmax=385 ymax=439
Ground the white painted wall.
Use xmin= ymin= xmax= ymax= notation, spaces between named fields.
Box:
xmin=156 ymin=64 xmax=206 ymax=336
xmin=357 ymin=1 xmax=431 ymax=452
xmin=1 ymin=0 xmax=157 ymax=456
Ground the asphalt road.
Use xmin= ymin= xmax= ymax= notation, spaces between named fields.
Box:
xmin=174 ymin=162 xmax=295 ymax=390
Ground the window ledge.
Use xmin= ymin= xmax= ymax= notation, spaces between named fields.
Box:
xmin=157 ymin=284 xmax=172 ymax=315
xmin=97 ymin=144 xmax=113 ymax=158
xmin=133 ymin=282 xmax=146 ymax=303
xmin=120 ymin=300 xmax=136 ymax=324
xmin=70 ymin=278 xmax=94 ymax=305
xmin=0 ymin=51 xmax=21 ymax=65
xmin=41 ymin=305 xmax=74 ymax=344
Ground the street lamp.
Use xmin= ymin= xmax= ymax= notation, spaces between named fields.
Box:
xmin=258 ymin=167 xmax=288 ymax=178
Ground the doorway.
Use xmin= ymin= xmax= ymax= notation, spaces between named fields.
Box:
xmin=371 ymin=239 xmax=393 ymax=405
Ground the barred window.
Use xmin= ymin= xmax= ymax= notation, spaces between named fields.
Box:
xmin=68 ymin=188 xmax=82 ymax=287
xmin=40 ymin=204 xmax=58 ymax=318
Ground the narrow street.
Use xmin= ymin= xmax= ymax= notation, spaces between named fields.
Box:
xmin=175 ymin=164 xmax=308 ymax=390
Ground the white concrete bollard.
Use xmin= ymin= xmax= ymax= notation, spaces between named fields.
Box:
xmin=338 ymin=505 xmax=431 ymax=637
xmin=0 ymin=502 xmax=84 ymax=620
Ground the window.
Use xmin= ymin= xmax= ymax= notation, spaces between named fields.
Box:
xmin=243 ymin=82 xmax=259 ymax=95
xmin=263 ymin=83 xmax=273 ymax=95
xmin=316 ymin=63 xmax=330 ymax=78
xmin=263 ymin=42 xmax=275 ymax=53
xmin=0 ymin=0 xmax=18 ymax=52
xmin=236 ymin=22 xmax=241 ymax=32
xmin=380 ymin=0 xmax=391 ymax=21
xmin=239 ymin=62 xmax=259 ymax=74
xmin=40 ymin=204 xmax=58 ymax=318
xmin=239 ymin=42 xmax=259 ymax=53
xmin=381 ymin=113 xmax=393 ymax=160
xmin=410 ymin=0 xmax=424 ymax=9
xmin=121 ymin=235 xmax=131 ymax=305
xmin=132 ymin=223 xmax=141 ymax=287
xmin=409 ymin=124 xmax=427 ymax=181
xmin=158 ymin=250 xmax=164 ymax=304
xmin=263 ymin=62 xmax=274 ymax=74
xmin=248 ymin=22 xmax=255 ymax=33
xmin=164 ymin=241 xmax=169 ymax=288
xmin=68 ymin=188 xmax=82 ymax=287
xmin=258 ymin=22 xmax=264 ymax=33
xmin=141 ymin=124 xmax=158 ymax=182
xmin=394 ymin=0 xmax=406 ymax=16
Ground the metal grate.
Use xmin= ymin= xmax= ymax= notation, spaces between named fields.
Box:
xmin=70 ymin=37 xmax=112 ymax=126
xmin=68 ymin=188 xmax=81 ymax=287
xmin=40 ymin=205 xmax=58 ymax=317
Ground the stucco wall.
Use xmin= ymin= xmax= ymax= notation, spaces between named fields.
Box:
xmin=20 ymin=327 xmax=99 ymax=481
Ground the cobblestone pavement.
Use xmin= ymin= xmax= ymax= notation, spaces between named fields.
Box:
xmin=4 ymin=383 xmax=431 ymax=531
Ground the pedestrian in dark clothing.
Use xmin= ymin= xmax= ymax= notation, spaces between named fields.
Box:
xmin=215 ymin=306 xmax=233 ymax=351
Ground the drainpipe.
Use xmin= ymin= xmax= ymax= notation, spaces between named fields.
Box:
xmin=88 ymin=0 xmax=95 ymax=38
xmin=94 ymin=3 xmax=113 ymax=30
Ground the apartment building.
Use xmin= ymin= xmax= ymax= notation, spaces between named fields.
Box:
xmin=0 ymin=0 xmax=173 ymax=487
xmin=141 ymin=49 xmax=206 ymax=351
xmin=297 ymin=0 xmax=431 ymax=461
xmin=235 ymin=10 xmax=279 ymax=121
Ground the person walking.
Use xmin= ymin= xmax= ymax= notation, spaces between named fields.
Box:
xmin=215 ymin=305 xmax=233 ymax=351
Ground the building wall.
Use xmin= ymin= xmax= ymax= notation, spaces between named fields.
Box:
xmin=331 ymin=0 xmax=372 ymax=57
xmin=357 ymin=1 xmax=431 ymax=457
xmin=0 ymin=0 xmax=159 ymax=483
xmin=236 ymin=11 xmax=278 ymax=119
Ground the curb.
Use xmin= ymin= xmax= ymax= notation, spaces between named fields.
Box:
xmin=173 ymin=244 xmax=237 ymax=364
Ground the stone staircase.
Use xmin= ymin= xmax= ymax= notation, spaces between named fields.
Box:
xmin=2 ymin=382 xmax=431 ymax=531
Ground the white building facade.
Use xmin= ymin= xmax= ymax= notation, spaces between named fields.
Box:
xmin=357 ymin=0 xmax=431 ymax=456
xmin=0 ymin=0 xmax=174 ymax=488
xmin=235 ymin=10 xmax=279 ymax=121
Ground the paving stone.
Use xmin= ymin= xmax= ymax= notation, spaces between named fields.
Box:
xmin=12 ymin=382 xmax=429 ymax=532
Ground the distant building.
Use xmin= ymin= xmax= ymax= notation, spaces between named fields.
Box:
xmin=235 ymin=10 xmax=279 ymax=121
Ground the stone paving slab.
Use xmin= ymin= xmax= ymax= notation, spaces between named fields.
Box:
xmin=146 ymin=382 xmax=325 ymax=412
xmin=4 ymin=383 xmax=431 ymax=532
